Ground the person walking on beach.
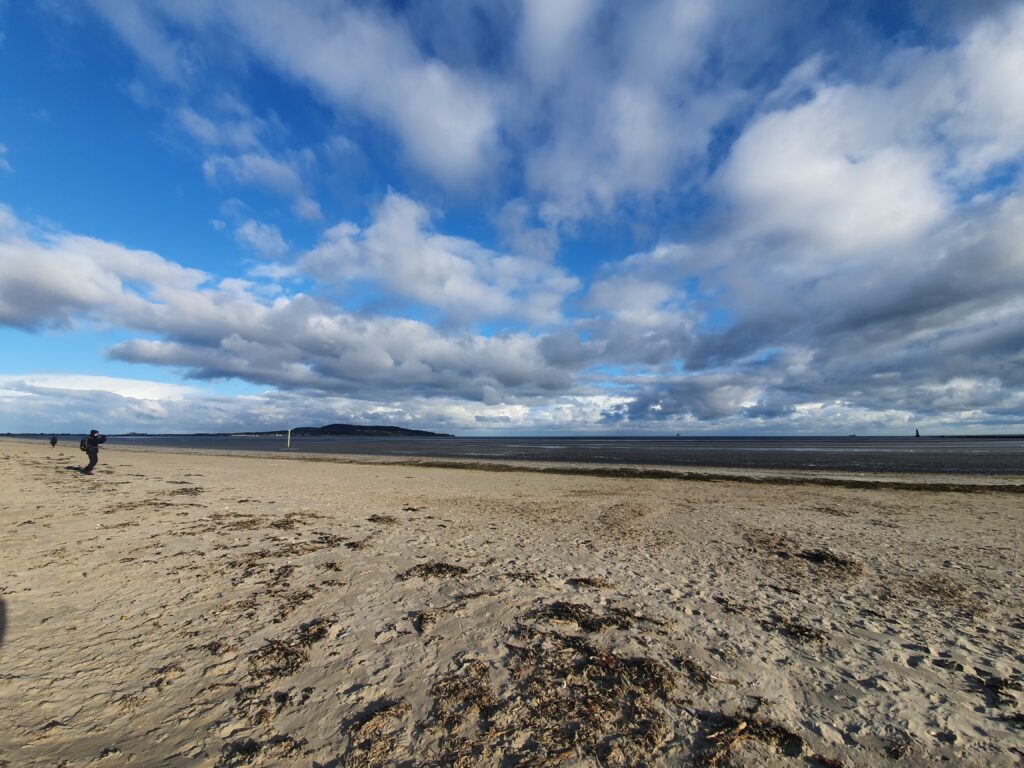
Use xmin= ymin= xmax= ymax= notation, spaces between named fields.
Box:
xmin=81 ymin=430 xmax=106 ymax=475
xmin=49 ymin=435 xmax=58 ymax=448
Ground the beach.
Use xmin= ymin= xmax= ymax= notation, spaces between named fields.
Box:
xmin=1 ymin=439 xmax=1021 ymax=766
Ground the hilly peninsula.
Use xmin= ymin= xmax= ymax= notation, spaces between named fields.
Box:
xmin=287 ymin=423 xmax=453 ymax=438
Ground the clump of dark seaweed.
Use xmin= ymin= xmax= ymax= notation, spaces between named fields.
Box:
xmin=796 ymin=548 xmax=864 ymax=576
xmin=234 ymin=686 xmax=292 ymax=725
xmin=743 ymin=528 xmax=863 ymax=579
xmin=504 ymin=571 xmax=537 ymax=583
xmin=884 ymin=735 xmax=915 ymax=759
xmin=906 ymin=573 xmax=988 ymax=618
xmin=532 ymin=600 xmax=635 ymax=633
xmin=696 ymin=712 xmax=807 ymax=766
xmin=336 ymin=699 xmax=410 ymax=768
xmin=411 ymin=610 xmax=440 ymax=634
xmin=397 ymin=562 xmax=469 ymax=581
xmin=248 ymin=618 xmax=332 ymax=682
xmin=761 ymin=613 xmax=829 ymax=644
xmin=497 ymin=627 xmax=677 ymax=765
xmin=216 ymin=738 xmax=261 ymax=767
xmin=567 ymin=575 xmax=610 ymax=589
xmin=217 ymin=734 xmax=305 ymax=768
xmin=272 ymin=588 xmax=316 ymax=623
xmin=429 ymin=658 xmax=497 ymax=729
xmin=713 ymin=595 xmax=750 ymax=615
xmin=677 ymin=657 xmax=716 ymax=689
xmin=169 ymin=486 xmax=204 ymax=496
xmin=367 ymin=514 xmax=399 ymax=525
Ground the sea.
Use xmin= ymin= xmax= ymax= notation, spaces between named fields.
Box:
xmin=27 ymin=434 xmax=1024 ymax=475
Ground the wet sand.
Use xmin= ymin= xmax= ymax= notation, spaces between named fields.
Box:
xmin=1 ymin=439 xmax=1022 ymax=766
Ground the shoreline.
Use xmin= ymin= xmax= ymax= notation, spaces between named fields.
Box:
xmin=2 ymin=440 xmax=1021 ymax=765
xmin=3 ymin=436 xmax=1023 ymax=492
xmin=7 ymin=434 xmax=1024 ymax=477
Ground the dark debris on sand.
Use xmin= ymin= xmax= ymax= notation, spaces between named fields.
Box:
xmin=694 ymin=708 xmax=847 ymax=767
xmin=332 ymin=699 xmax=411 ymax=768
xmin=367 ymin=514 xmax=399 ymax=525
xmin=396 ymin=562 xmax=469 ymax=581
xmin=248 ymin=618 xmax=333 ymax=682
xmin=216 ymin=734 xmax=306 ymax=767
xmin=532 ymin=600 xmax=635 ymax=633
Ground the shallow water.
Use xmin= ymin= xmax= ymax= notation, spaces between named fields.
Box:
xmin=35 ymin=434 xmax=1024 ymax=475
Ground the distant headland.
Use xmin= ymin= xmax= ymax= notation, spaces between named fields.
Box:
xmin=116 ymin=423 xmax=454 ymax=438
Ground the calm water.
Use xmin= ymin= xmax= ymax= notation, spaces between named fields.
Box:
xmin=34 ymin=434 xmax=1024 ymax=475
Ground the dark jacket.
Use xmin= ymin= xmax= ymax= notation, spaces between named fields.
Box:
xmin=85 ymin=434 xmax=107 ymax=452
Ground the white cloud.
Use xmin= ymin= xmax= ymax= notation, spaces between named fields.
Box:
xmin=300 ymin=193 xmax=580 ymax=324
xmin=943 ymin=5 xmax=1024 ymax=178
xmin=234 ymin=219 xmax=288 ymax=259
xmin=718 ymin=86 xmax=949 ymax=254
xmin=205 ymin=1 xmax=500 ymax=186
xmin=717 ymin=6 xmax=1024 ymax=256
xmin=0 ymin=213 xmax=207 ymax=330
xmin=0 ymin=205 xmax=575 ymax=406
xmin=176 ymin=106 xmax=260 ymax=150
xmin=203 ymin=152 xmax=304 ymax=197
xmin=517 ymin=0 xmax=599 ymax=89
xmin=292 ymin=196 xmax=323 ymax=222
xmin=0 ymin=143 xmax=11 ymax=173
xmin=0 ymin=374 xmax=198 ymax=400
xmin=86 ymin=0 xmax=190 ymax=82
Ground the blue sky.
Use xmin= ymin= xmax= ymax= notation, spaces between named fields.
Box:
xmin=1 ymin=0 xmax=1023 ymax=435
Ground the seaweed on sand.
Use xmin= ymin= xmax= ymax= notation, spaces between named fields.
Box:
xmin=429 ymin=658 xmax=497 ymax=729
xmin=676 ymin=656 xmax=736 ymax=690
xmin=498 ymin=628 xmax=677 ymax=765
xmin=248 ymin=618 xmax=333 ymax=682
xmin=761 ymin=613 xmax=829 ymax=645
xmin=217 ymin=734 xmax=306 ymax=767
xmin=795 ymin=548 xmax=864 ymax=576
xmin=904 ymin=572 xmax=988 ymax=618
xmin=367 ymin=514 xmax=399 ymax=525
xmin=695 ymin=712 xmax=806 ymax=767
xmin=411 ymin=610 xmax=441 ymax=634
xmin=397 ymin=562 xmax=469 ymax=581
xmin=532 ymin=601 xmax=635 ymax=633
xmin=567 ymin=576 xmax=610 ymax=589
xmin=334 ymin=699 xmax=411 ymax=768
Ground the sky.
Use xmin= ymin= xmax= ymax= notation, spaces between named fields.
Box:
xmin=1 ymin=0 xmax=1023 ymax=435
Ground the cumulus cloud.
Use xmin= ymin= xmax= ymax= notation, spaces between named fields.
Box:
xmin=0 ymin=371 xmax=630 ymax=435
xmin=0 ymin=206 xmax=207 ymax=330
xmin=176 ymin=99 xmax=324 ymax=220
xmin=234 ymin=219 xmax=288 ymax=259
xmin=300 ymin=193 xmax=580 ymax=325
xmin=717 ymin=91 xmax=949 ymax=254
xmin=90 ymin=0 xmax=501 ymax=187
xmin=716 ymin=7 xmax=1024 ymax=257
xmin=203 ymin=152 xmax=303 ymax=197
xmin=0 ymin=206 xmax=576 ymax=407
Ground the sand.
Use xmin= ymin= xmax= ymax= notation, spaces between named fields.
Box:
xmin=1 ymin=438 xmax=1022 ymax=767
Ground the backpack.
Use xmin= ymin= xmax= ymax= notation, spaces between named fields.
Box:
xmin=80 ymin=437 xmax=89 ymax=452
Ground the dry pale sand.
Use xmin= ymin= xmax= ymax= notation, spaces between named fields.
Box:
xmin=1 ymin=439 xmax=1022 ymax=767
